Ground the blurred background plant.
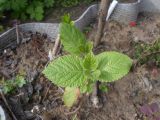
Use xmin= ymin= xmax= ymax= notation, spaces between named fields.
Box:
xmin=0 ymin=0 xmax=55 ymax=21
xmin=0 ymin=0 xmax=94 ymax=21
xmin=57 ymin=0 xmax=94 ymax=7
xmin=0 ymin=25 xmax=4 ymax=32
xmin=0 ymin=75 xmax=26 ymax=94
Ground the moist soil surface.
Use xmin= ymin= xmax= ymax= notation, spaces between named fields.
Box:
xmin=0 ymin=13 xmax=160 ymax=120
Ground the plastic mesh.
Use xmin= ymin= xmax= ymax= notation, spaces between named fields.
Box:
xmin=0 ymin=23 xmax=59 ymax=52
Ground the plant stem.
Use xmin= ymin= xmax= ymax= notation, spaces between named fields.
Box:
xmin=94 ymin=0 xmax=111 ymax=47
xmin=52 ymin=34 xmax=60 ymax=57
xmin=91 ymin=0 xmax=111 ymax=108
xmin=91 ymin=81 xmax=101 ymax=108
xmin=0 ymin=90 xmax=18 ymax=120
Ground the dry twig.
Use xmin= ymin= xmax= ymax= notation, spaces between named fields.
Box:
xmin=42 ymin=84 xmax=51 ymax=102
xmin=51 ymin=34 xmax=60 ymax=58
xmin=64 ymin=105 xmax=81 ymax=116
xmin=0 ymin=90 xmax=18 ymax=120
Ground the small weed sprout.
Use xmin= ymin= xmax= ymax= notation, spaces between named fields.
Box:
xmin=0 ymin=75 xmax=26 ymax=94
xmin=134 ymin=39 xmax=160 ymax=67
xmin=43 ymin=15 xmax=132 ymax=107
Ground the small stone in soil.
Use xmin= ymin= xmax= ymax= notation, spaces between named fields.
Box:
xmin=24 ymin=111 xmax=35 ymax=119
xmin=34 ymin=83 xmax=43 ymax=92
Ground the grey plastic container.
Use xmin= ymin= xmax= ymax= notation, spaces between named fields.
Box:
xmin=111 ymin=0 xmax=141 ymax=24
xmin=74 ymin=4 xmax=98 ymax=31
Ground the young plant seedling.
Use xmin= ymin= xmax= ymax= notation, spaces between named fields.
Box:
xmin=0 ymin=75 xmax=26 ymax=94
xmin=43 ymin=15 xmax=132 ymax=107
xmin=134 ymin=39 xmax=160 ymax=67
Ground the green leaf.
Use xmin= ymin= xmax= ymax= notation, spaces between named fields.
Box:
xmin=99 ymin=84 xmax=108 ymax=92
xmin=90 ymin=70 xmax=101 ymax=81
xmin=43 ymin=55 xmax=86 ymax=87
xmin=26 ymin=3 xmax=44 ymax=21
xmin=2 ymin=75 xmax=26 ymax=94
xmin=15 ymin=75 xmax=26 ymax=87
xmin=61 ymin=14 xmax=73 ymax=25
xmin=79 ymin=41 xmax=93 ymax=55
xmin=60 ymin=23 xmax=88 ymax=55
xmin=34 ymin=6 xmax=44 ymax=21
xmin=83 ymin=52 xmax=98 ymax=71
xmin=3 ymin=80 xmax=14 ymax=94
xmin=60 ymin=0 xmax=79 ymax=7
xmin=63 ymin=87 xmax=79 ymax=107
xmin=80 ymin=83 xmax=93 ymax=93
xmin=85 ymin=41 xmax=93 ymax=53
xmin=44 ymin=0 xmax=55 ymax=8
xmin=26 ymin=6 xmax=33 ymax=14
xmin=0 ymin=0 xmax=11 ymax=10
xmin=96 ymin=51 xmax=132 ymax=82
xmin=11 ymin=0 xmax=27 ymax=11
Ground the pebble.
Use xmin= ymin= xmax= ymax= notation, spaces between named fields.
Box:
xmin=24 ymin=111 xmax=35 ymax=119
xmin=34 ymin=83 xmax=43 ymax=92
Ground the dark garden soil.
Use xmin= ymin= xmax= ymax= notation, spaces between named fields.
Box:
xmin=0 ymin=13 xmax=160 ymax=120
xmin=83 ymin=12 xmax=160 ymax=120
